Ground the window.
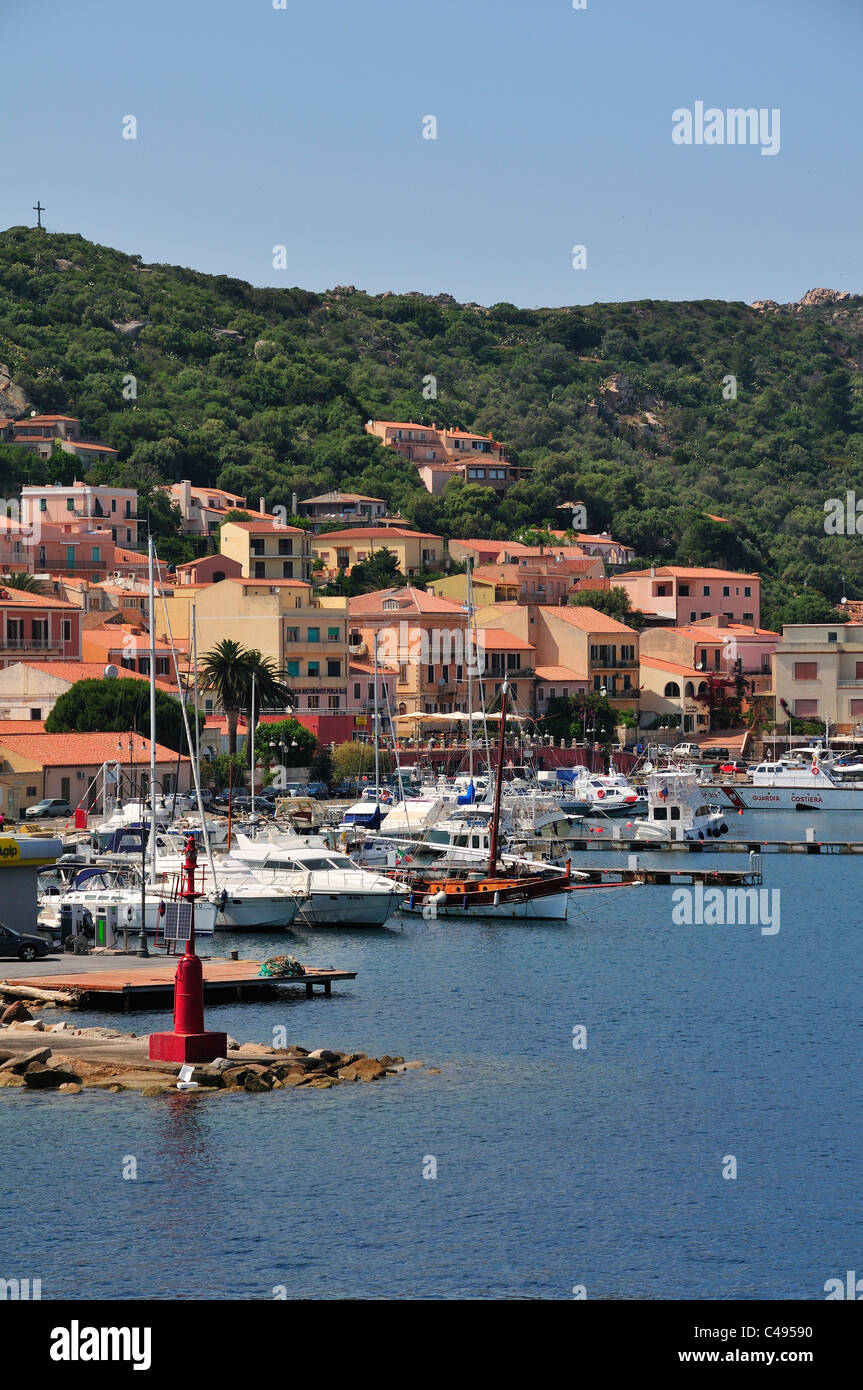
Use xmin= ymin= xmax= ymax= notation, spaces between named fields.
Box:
xmin=278 ymin=539 xmax=293 ymax=556
xmin=336 ymin=549 xmax=350 ymax=568
xmin=398 ymin=665 xmax=408 ymax=685
xmin=307 ymin=627 xmax=320 ymax=643
xmin=251 ymin=539 xmax=265 ymax=555
xmin=794 ymin=699 xmax=818 ymax=716
xmin=327 ymin=659 xmax=341 ymax=677
xmin=285 ymin=627 xmax=299 ymax=643
xmin=308 ymin=695 xmax=319 ymax=710
xmin=722 ymin=586 xmax=730 ymax=597
xmin=91 ymin=547 xmax=101 ymax=562
xmin=308 ymin=660 xmax=319 ymax=677
xmin=851 ymin=700 xmax=863 ymax=715
xmin=327 ymin=694 xmax=341 ymax=710
xmin=856 ymin=662 xmax=863 ymax=680
xmin=621 ymin=644 xmax=634 ymax=662
xmin=679 ymin=584 xmax=689 ymax=596
xmin=538 ymin=688 xmax=546 ymax=701
xmin=39 ymin=498 xmax=47 ymax=512
xmin=743 ymin=612 xmax=754 ymax=623
xmin=353 ymin=683 xmax=361 ymax=700
xmin=794 ymin=662 xmax=818 ymax=680
xmin=703 ymin=586 xmax=711 ymax=596
xmin=700 ymin=612 xmax=710 ymax=620
xmin=828 ymin=632 xmax=838 ymax=643
xmin=282 ymin=562 xmax=293 ymax=578
xmin=427 ymin=665 xmax=435 ymax=685
xmin=29 ymin=708 xmax=41 ymax=721
xmin=62 ymin=619 xmax=72 ymax=642
xmin=286 ymin=660 xmax=300 ymax=677
xmin=66 ymin=498 xmax=75 ymax=512
xmin=664 ymin=682 xmax=681 ymax=697
xmin=156 ymin=657 xmax=169 ymax=676
xmin=744 ymin=586 xmax=751 ymax=597
xmin=254 ymin=561 xmax=265 ymax=578
xmin=328 ymin=627 xmax=340 ymax=642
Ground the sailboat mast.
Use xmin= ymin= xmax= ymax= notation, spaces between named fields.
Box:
xmin=373 ymin=630 xmax=380 ymax=794
xmin=250 ymin=671 xmax=256 ymax=817
xmin=488 ymin=675 xmax=509 ymax=874
xmin=191 ymin=603 xmax=200 ymax=782
xmin=147 ymin=533 xmax=157 ymax=886
xmin=466 ymin=555 xmax=473 ymax=788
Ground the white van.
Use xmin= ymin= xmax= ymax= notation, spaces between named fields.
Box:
xmin=672 ymin=743 xmax=701 ymax=760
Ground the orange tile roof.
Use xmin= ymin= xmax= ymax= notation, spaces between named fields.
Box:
xmin=618 ymin=566 xmax=760 ymax=581
xmin=228 ymin=577 xmax=310 ymax=588
xmin=0 ymin=731 xmax=187 ymax=767
xmin=676 ymin=623 xmax=779 ymax=639
xmin=11 ymin=660 xmax=175 ymax=692
xmin=534 ymin=665 xmax=587 ymax=682
xmin=477 ymin=629 xmax=535 ymax=650
xmin=640 ymin=656 xmax=708 ymax=679
xmin=0 ymin=585 xmax=76 ymax=608
xmin=349 ymin=586 xmax=465 ymax=616
xmin=314 ymin=526 xmax=442 ymax=541
xmin=543 ymin=605 xmax=638 ymax=635
xmin=0 ymin=719 xmax=45 ymax=733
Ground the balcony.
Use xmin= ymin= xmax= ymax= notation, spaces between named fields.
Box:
xmin=1 ymin=638 xmax=65 ymax=652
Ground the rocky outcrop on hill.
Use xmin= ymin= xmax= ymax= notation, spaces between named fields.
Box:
xmin=752 ymin=288 xmax=858 ymax=314
xmin=0 ymin=363 xmax=32 ymax=418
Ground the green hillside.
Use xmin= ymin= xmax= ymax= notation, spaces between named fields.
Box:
xmin=2 ymin=225 xmax=863 ymax=628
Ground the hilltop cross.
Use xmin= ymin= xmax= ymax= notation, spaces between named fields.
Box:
xmin=33 ymin=201 xmax=45 ymax=229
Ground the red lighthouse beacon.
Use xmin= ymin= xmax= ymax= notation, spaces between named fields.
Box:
xmin=149 ymin=834 xmax=227 ymax=1064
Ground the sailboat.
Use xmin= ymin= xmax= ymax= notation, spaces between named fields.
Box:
xmin=397 ymin=676 xmax=591 ymax=921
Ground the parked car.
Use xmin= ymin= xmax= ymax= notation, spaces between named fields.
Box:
xmin=304 ymin=781 xmax=330 ymax=800
xmin=719 ymin=760 xmax=749 ymax=775
xmin=0 ymin=922 xmax=50 ymax=961
xmin=24 ymin=798 xmax=72 ymax=820
xmin=333 ymin=779 xmax=362 ymax=798
xmin=671 ymin=743 xmax=701 ymax=761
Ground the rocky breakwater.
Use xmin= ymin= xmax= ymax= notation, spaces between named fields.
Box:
xmin=0 ymin=1019 xmax=431 ymax=1097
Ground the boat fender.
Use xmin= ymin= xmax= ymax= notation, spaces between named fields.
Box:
xmin=433 ymin=890 xmax=448 ymax=907
xmin=698 ymin=831 xmax=704 ymax=840
xmin=493 ymin=891 xmax=500 ymax=906
xmin=720 ymin=823 xmax=728 ymax=834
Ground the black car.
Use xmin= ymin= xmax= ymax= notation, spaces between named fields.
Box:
xmin=0 ymin=923 xmax=51 ymax=962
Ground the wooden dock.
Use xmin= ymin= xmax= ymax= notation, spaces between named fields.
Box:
xmin=575 ymin=863 xmax=763 ymax=887
xmin=532 ymin=836 xmax=863 ymax=856
xmin=12 ymin=960 xmax=356 ymax=1010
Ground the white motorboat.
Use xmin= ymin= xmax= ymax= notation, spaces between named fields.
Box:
xmin=37 ymin=865 xmax=218 ymax=941
xmin=231 ymin=832 xmax=406 ymax=926
xmin=633 ymin=771 xmax=728 ymax=841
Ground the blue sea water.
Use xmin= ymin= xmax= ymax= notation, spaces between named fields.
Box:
xmin=1 ymin=808 xmax=861 ymax=1300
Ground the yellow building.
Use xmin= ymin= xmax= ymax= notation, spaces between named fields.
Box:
xmin=312 ymin=527 xmax=445 ymax=579
xmin=178 ymin=578 xmax=350 ymax=717
xmin=220 ymin=519 xmax=313 ymax=583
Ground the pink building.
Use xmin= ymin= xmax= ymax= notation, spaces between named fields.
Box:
xmin=0 ymin=584 xmax=82 ymax=669
xmin=365 ymin=419 xmax=531 ymax=494
xmin=21 ymin=481 xmax=140 ymax=549
xmin=614 ymin=566 xmax=761 ymax=628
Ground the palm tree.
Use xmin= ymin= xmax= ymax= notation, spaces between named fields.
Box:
xmin=0 ymin=571 xmax=46 ymax=594
xmin=199 ymin=639 xmax=294 ymax=754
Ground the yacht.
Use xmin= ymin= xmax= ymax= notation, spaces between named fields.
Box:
xmin=230 ymin=832 xmax=407 ymax=926
xmin=37 ymin=864 xmax=218 ymax=942
xmin=634 ymin=771 xmax=728 ymax=841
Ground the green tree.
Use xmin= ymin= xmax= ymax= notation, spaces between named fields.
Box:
xmin=331 ymin=740 xmax=392 ymax=785
xmin=45 ymin=677 xmax=202 ymax=754
xmin=253 ymin=717 xmax=316 ymax=768
xmin=569 ymin=587 xmax=644 ymax=628
xmin=0 ymin=571 xmax=46 ymax=594
xmin=199 ymin=639 xmax=294 ymax=753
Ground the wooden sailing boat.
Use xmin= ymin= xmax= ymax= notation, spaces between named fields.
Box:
xmin=402 ymin=676 xmax=576 ymax=919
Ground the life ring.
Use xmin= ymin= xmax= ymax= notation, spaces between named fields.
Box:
xmin=812 ymin=766 xmax=819 ymax=776
xmin=596 ymin=789 xmax=606 ymax=799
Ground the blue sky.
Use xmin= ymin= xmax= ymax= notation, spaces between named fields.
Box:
xmin=3 ymin=0 xmax=860 ymax=306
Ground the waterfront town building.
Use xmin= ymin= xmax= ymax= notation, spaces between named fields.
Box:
xmin=365 ymin=420 xmax=531 ymax=494
xmin=613 ymin=566 xmax=761 ymax=628
xmin=167 ymin=481 xmax=272 ymax=537
xmin=312 ymin=527 xmax=445 ymax=579
xmin=219 ymin=518 xmax=313 ymax=584
xmin=0 ymin=415 xmax=117 ymax=464
xmin=773 ymin=622 xmax=863 ymax=733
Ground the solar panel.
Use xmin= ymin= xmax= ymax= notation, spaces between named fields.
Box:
xmin=161 ymin=900 xmax=194 ymax=940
